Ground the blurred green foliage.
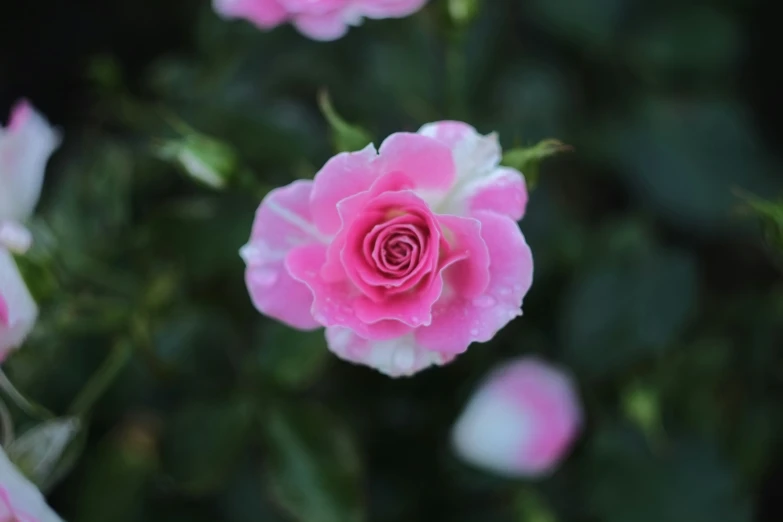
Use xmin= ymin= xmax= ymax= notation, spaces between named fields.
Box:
xmin=2 ymin=0 xmax=783 ymax=521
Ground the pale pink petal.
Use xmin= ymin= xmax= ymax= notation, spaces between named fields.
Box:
xmin=279 ymin=0 xmax=348 ymax=12
xmin=376 ymin=133 xmax=456 ymax=192
xmin=241 ymin=180 xmax=325 ymax=330
xmin=0 ymin=221 xmax=33 ymax=254
xmin=415 ymin=210 xmax=533 ymax=354
xmin=452 ymin=357 xmax=582 ymax=477
xmin=293 ymin=9 xmax=351 ymax=41
xmin=287 ymin=243 xmax=412 ymax=340
xmin=325 ymin=326 xmax=454 ymax=377
xmin=357 ymin=0 xmax=428 ymax=18
xmin=310 ymin=144 xmax=378 ymax=236
xmin=437 ymin=214 xmax=490 ymax=299
xmin=212 ymin=0 xmax=288 ymax=27
xmin=418 ymin=120 xmax=478 ymax=148
xmin=0 ymin=100 xmax=61 ymax=222
xmin=0 ymin=249 xmax=38 ymax=362
xmin=1 ymin=447 xmax=65 ymax=521
xmin=460 ymin=167 xmax=528 ymax=221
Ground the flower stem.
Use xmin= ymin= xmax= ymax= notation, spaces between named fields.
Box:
xmin=0 ymin=368 xmax=55 ymax=420
xmin=68 ymin=340 xmax=133 ymax=417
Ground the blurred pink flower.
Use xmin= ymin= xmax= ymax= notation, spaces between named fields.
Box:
xmin=452 ymin=357 xmax=582 ymax=477
xmin=0 ymin=248 xmax=37 ymax=363
xmin=213 ymin=0 xmax=428 ymax=41
xmin=0 ymin=100 xmax=61 ymax=254
xmin=241 ymin=121 xmax=532 ymax=376
xmin=0 ymin=447 xmax=64 ymax=522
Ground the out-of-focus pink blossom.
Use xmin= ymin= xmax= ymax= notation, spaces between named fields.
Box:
xmin=241 ymin=121 xmax=532 ymax=376
xmin=452 ymin=357 xmax=583 ymax=477
xmin=213 ymin=0 xmax=428 ymax=41
xmin=0 ymin=447 xmax=64 ymax=522
xmin=0 ymin=100 xmax=61 ymax=255
xmin=0 ymin=249 xmax=37 ymax=363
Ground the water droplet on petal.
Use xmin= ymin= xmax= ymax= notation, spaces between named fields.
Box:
xmin=499 ymin=288 xmax=511 ymax=296
xmin=472 ymin=296 xmax=496 ymax=308
xmin=314 ymin=313 xmax=327 ymax=324
xmin=507 ymin=309 xmax=519 ymax=320
xmin=469 ymin=328 xmax=479 ymax=336
xmin=251 ymin=268 xmax=278 ymax=286
xmin=411 ymin=315 xmax=419 ymax=323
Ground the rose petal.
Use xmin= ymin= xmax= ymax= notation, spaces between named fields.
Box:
xmin=377 ymin=133 xmax=456 ymax=192
xmin=212 ymin=0 xmax=288 ymax=27
xmin=1 ymin=447 xmax=65 ymax=521
xmin=416 ymin=210 xmax=533 ymax=354
xmin=287 ymin=243 xmax=412 ymax=340
xmin=0 ymin=100 xmax=61 ymax=222
xmin=0 ymin=249 xmax=38 ymax=362
xmin=325 ymin=326 xmax=455 ymax=377
xmin=310 ymin=144 xmax=378 ymax=236
xmin=242 ymin=180 xmax=324 ymax=330
xmin=461 ymin=167 xmax=528 ymax=221
xmin=418 ymin=120 xmax=478 ymax=148
xmin=357 ymin=0 xmax=428 ymax=18
xmin=437 ymin=214 xmax=490 ymax=299
xmin=293 ymin=9 xmax=352 ymax=40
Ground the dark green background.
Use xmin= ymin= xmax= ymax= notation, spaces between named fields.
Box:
xmin=2 ymin=0 xmax=783 ymax=521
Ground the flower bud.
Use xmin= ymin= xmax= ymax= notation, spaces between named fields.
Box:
xmin=452 ymin=357 xmax=582 ymax=477
xmin=156 ymin=132 xmax=237 ymax=190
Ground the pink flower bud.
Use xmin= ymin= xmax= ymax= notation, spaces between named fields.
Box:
xmin=452 ymin=357 xmax=583 ymax=478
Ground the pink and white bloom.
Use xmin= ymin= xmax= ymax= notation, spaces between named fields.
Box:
xmin=0 ymin=249 xmax=37 ymax=363
xmin=0 ymin=447 xmax=64 ymax=522
xmin=213 ymin=0 xmax=428 ymax=41
xmin=0 ymin=100 xmax=61 ymax=254
xmin=452 ymin=357 xmax=582 ymax=478
xmin=241 ymin=121 xmax=533 ymax=376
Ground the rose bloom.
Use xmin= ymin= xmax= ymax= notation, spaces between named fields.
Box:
xmin=452 ymin=357 xmax=582 ymax=478
xmin=1 ymin=447 xmax=64 ymax=522
xmin=0 ymin=248 xmax=38 ymax=363
xmin=241 ymin=121 xmax=533 ymax=377
xmin=0 ymin=100 xmax=61 ymax=254
xmin=213 ymin=0 xmax=428 ymax=41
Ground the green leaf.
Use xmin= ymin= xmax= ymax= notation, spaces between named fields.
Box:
xmin=586 ymin=425 xmax=751 ymax=522
xmin=735 ymin=190 xmax=783 ymax=267
xmin=318 ymin=90 xmax=373 ymax=153
xmin=262 ymin=401 xmax=364 ymax=522
xmin=502 ymin=139 xmax=572 ymax=190
xmin=560 ymin=243 xmax=697 ymax=378
xmin=254 ymin=322 xmax=330 ymax=389
xmin=161 ymin=395 xmax=255 ymax=494
xmin=6 ymin=417 xmax=81 ymax=490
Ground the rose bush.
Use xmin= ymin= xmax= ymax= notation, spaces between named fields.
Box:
xmin=242 ymin=121 xmax=533 ymax=376
xmin=213 ymin=0 xmax=428 ymax=41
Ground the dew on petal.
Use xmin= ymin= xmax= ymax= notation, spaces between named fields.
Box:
xmin=469 ymin=328 xmax=479 ymax=336
xmin=393 ymin=344 xmax=416 ymax=371
xmin=251 ymin=268 xmax=278 ymax=286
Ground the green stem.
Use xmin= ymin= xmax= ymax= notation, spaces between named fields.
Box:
xmin=0 ymin=369 xmax=56 ymax=420
xmin=68 ymin=340 xmax=133 ymax=417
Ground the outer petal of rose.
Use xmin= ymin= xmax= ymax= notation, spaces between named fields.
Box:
xmin=415 ymin=210 xmax=533 ymax=354
xmin=0 ymin=100 xmax=61 ymax=222
xmin=279 ymin=0 xmax=348 ymax=12
xmin=241 ymin=180 xmax=324 ymax=330
xmin=358 ymin=0 xmax=428 ymax=18
xmin=325 ymin=327 xmax=455 ymax=377
xmin=418 ymin=120 xmax=500 ymax=183
xmin=437 ymin=214 xmax=490 ymax=299
xmin=212 ymin=0 xmax=288 ymax=27
xmin=1 ymin=447 xmax=65 ymax=522
xmin=376 ymin=133 xmax=456 ymax=192
xmin=310 ymin=144 xmax=378 ymax=236
xmin=293 ymin=10 xmax=351 ymax=41
xmin=0 ymin=248 xmax=38 ymax=362
xmin=418 ymin=120 xmax=477 ymax=148
xmin=287 ymin=243 xmax=412 ymax=340
xmin=460 ymin=167 xmax=528 ymax=221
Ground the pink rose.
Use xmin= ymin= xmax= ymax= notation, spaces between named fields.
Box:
xmin=213 ymin=0 xmax=428 ymax=41
xmin=451 ymin=357 xmax=583 ymax=477
xmin=241 ymin=121 xmax=533 ymax=376
xmin=1 ymin=447 xmax=64 ymax=522
xmin=0 ymin=248 xmax=37 ymax=362
xmin=0 ymin=99 xmax=61 ymax=254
